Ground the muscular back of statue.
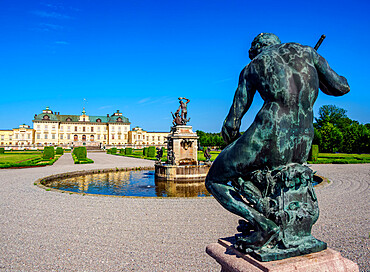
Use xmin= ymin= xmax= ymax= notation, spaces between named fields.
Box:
xmin=206 ymin=33 xmax=349 ymax=261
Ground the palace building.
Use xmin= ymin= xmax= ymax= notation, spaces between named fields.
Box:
xmin=0 ymin=107 xmax=168 ymax=149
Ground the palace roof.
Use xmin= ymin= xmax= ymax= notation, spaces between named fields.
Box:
xmin=33 ymin=107 xmax=130 ymax=124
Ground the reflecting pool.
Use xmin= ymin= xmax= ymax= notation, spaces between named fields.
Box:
xmin=45 ymin=170 xmax=211 ymax=197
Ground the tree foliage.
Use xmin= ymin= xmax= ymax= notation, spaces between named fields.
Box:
xmin=196 ymin=130 xmax=226 ymax=149
xmin=314 ymin=105 xmax=370 ymax=153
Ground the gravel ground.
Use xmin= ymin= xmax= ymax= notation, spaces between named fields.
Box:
xmin=0 ymin=153 xmax=368 ymax=271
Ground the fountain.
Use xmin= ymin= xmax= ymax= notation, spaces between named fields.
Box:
xmin=154 ymin=97 xmax=211 ymax=182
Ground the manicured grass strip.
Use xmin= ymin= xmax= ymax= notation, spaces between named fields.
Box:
xmin=0 ymin=153 xmax=41 ymax=164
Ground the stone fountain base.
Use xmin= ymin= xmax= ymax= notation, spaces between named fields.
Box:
xmin=155 ymin=163 xmax=211 ymax=183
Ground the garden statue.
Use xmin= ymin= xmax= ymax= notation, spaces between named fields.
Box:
xmin=167 ymin=147 xmax=175 ymax=165
xmin=171 ymin=111 xmax=183 ymax=126
xmin=156 ymin=147 xmax=163 ymax=162
xmin=205 ymin=33 xmax=350 ymax=261
xmin=204 ymin=147 xmax=212 ymax=162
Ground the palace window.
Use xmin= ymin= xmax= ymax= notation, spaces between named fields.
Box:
xmin=67 ymin=134 xmax=70 ymax=140
xmin=97 ymin=127 xmax=101 ymax=132
xmin=44 ymin=125 xmax=48 ymax=131
xmin=112 ymin=134 xmax=115 ymax=139
xmin=75 ymin=126 xmax=77 ymax=132
xmin=43 ymin=115 xmax=49 ymax=120
xmin=118 ymin=135 xmax=121 ymax=140
xmin=67 ymin=126 xmax=71 ymax=132
xmin=66 ymin=117 xmax=72 ymax=122
xmin=37 ymin=125 xmax=40 ymax=130
xmin=52 ymin=126 xmax=56 ymax=131
xmin=15 ymin=134 xmax=18 ymax=139
xmin=83 ymin=127 xmax=86 ymax=132
xmin=96 ymin=118 xmax=101 ymax=122
xmin=0 ymin=135 xmax=3 ymax=140
xmin=60 ymin=135 xmax=63 ymax=139
xmin=37 ymin=134 xmax=41 ymax=139
xmin=60 ymin=126 xmax=63 ymax=131
xmin=44 ymin=134 xmax=48 ymax=139
xmin=104 ymin=135 xmax=106 ymax=140
xmin=117 ymin=117 xmax=122 ymax=122
xmin=97 ymin=135 xmax=100 ymax=140
xmin=111 ymin=127 xmax=115 ymax=131
xmin=52 ymin=135 xmax=55 ymax=140
xmin=27 ymin=134 xmax=30 ymax=139
xmin=91 ymin=127 xmax=94 ymax=132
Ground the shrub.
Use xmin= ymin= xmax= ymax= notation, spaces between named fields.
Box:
xmin=56 ymin=147 xmax=64 ymax=155
xmin=0 ymin=148 xmax=4 ymax=154
xmin=143 ymin=147 xmax=148 ymax=156
xmin=147 ymin=146 xmax=156 ymax=157
xmin=73 ymin=146 xmax=87 ymax=160
xmin=120 ymin=149 xmax=125 ymax=154
xmin=42 ymin=146 xmax=55 ymax=159
xmin=309 ymin=145 xmax=319 ymax=161
xmin=110 ymin=147 xmax=117 ymax=154
xmin=125 ymin=148 xmax=133 ymax=155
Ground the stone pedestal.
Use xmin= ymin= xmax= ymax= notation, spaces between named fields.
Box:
xmin=167 ymin=125 xmax=198 ymax=165
xmin=206 ymin=238 xmax=359 ymax=272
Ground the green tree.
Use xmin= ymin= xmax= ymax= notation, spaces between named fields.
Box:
xmin=315 ymin=105 xmax=348 ymax=130
xmin=319 ymin=122 xmax=343 ymax=153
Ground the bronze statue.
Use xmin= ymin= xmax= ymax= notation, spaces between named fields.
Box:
xmin=171 ymin=97 xmax=191 ymax=125
xmin=204 ymin=147 xmax=212 ymax=162
xmin=205 ymin=33 xmax=349 ymax=261
xmin=156 ymin=147 xmax=163 ymax=162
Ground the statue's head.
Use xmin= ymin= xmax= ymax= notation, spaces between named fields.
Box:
xmin=249 ymin=33 xmax=281 ymax=60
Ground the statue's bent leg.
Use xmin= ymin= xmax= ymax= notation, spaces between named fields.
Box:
xmin=205 ymin=173 xmax=279 ymax=249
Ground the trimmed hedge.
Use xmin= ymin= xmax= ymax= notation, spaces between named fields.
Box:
xmin=72 ymin=153 xmax=94 ymax=164
xmin=73 ymin=146 xmax=87 ymax=160
xmin=43 ymin=147 xmax=55 ymax=159
xmin=143 ymin=147 xmax=148 ymax=156
xmin=0 ymin=148 xmax=4 ymax=154
xmin=147 ymin=146 xmax=156 ymax=157
xmin=120 ymin=149 xmax=125 ymax=154
xmin=125 ymin=148 xmax=133 ymax=155
xmin=56 ymin=147 xmax=64 ymax=155
xmin=309 ymin=145 xmax=319 ymax=161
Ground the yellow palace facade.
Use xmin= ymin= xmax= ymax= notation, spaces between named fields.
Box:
xmin=0 ymin=107 xmax=168 ymax=149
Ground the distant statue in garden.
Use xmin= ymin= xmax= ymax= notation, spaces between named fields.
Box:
xmin=204 ymin=147 xmax=212 ymax=162
xmin=167 ymin=147 xmax=175 ymax=165
xmin=178 ymin=97 xmax=190 ymax=124
xmin=156 ymin=147 xmax=163 ymax=162
xmin=171 ymin=111 xmax=183 ymax=126
xmin=205 ymin=33 xmax=350 ymax=261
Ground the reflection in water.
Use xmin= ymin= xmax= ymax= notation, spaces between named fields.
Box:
xmin=46 ymin=170 xmax=210 ymax=197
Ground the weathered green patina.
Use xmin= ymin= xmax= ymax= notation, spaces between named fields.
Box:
xmin=205 ymin=33 xmax=350 ymax=261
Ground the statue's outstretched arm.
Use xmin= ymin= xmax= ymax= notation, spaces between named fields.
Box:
xmin=313 ymin=50 xmax=350 ymax=96
xmin=222 ymin=67 xmax=256 ymax=145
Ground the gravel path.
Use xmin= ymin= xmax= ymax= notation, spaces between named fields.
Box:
xmin=0 ymin=153 xmax=368 ymax=271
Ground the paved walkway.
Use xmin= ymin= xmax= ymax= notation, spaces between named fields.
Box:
xmin=0 ymin=154 xmax=369 ymax=271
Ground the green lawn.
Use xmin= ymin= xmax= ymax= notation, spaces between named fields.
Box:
xmin=0 ymin=153 xmax=41 ymax=164
xmin=0 ymin=151 xmax=60 ymax=168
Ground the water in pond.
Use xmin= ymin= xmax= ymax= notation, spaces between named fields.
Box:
xmin=45 ymin=170 xmax=211 ymax=197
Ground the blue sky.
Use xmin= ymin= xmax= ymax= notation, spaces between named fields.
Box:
xmin=0 ymin=0 xmax=369 ymax=132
